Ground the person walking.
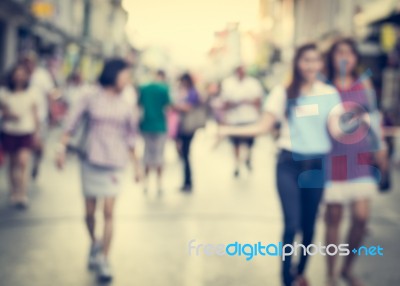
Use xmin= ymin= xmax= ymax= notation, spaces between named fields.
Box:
xmin=220 ymin=43 xmax=347 ymax=286
xmin=174 ymin=73 xmax=202 ymax=192
xmin=138 ymin=70 xmax=171 ymax=194
xmin=0 ymin=64 xmax=40 ymax=208
xmin=324 ymin=38 xmax=385 ymax=286
xmin=64 ymin=72 xmax=83 ymax=109
xmin=220 ymin=65 xmax=263 ymax=177
xmin=56 ymin=58 xmax=139 ymax=282
xmin=21 ymin=53 xmax=56 ymax=180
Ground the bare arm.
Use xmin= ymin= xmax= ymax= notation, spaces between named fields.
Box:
xmin=384 ymin=126 xmax=400 ymax=137
xmin=126 ymin=108 xmax=140 ymax=182
xmin=32 ymin=103 xmax=40 ymax=133
xmin=327 ymin=105 xmax=370 ymax=139
xmin=327 ymin=111 xmax=344 ymax=139
xmin=220 ymin=111 xmax=277 ymax=137
xmin=55 ymin=90 xmax=91 ymax=169
xmin=172 ymin=102 xmax=192 ymax=112
xmin=0 ymin=102 xmax=18 ymax=121
xmin=243 ymin=97 xmax=262 ymax=107
xmin=129 ymin=147 xmax=141 ymax=182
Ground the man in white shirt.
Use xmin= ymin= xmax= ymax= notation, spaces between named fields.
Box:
xmin=21 ymin=53 xmax=55 ymax=179
xmin=221 ymin=66 xmax=263 ymax=177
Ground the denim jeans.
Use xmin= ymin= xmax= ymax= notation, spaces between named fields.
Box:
xmin=276 ymin=150 xmax=326 ymax=286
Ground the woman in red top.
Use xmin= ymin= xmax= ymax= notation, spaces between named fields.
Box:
xmin=324 ymin=38 xmax=384 ymax=286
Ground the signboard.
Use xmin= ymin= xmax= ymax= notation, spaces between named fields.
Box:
xmin=31 ymin=1 xmax=55 ymax=19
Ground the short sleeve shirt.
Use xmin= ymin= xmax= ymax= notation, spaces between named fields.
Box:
xmin=138 ymin=82 xmax=171 ymax=133
xmin=221 ymin=76 xmax=263 ymax=124
xmin=30 ymin=67 xmax=55 ymax=121
xmin=121 ymin=85 xmax=138 ymax=107
xmin=264 ymin=82 xmax=343 ymax=154
xmin=0 ymin=88 xmax=38 ymax=134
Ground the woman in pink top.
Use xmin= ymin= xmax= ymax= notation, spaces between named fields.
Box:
xmin=56 ymin=59 xmax=139 ymax=283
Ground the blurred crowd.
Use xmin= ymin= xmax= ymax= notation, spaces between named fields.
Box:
xmin=0 ymin=37 xmax=400 ymax=286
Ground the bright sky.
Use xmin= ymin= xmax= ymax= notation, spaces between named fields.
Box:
xmin=122 ymin=0 xmax=259 ymax=68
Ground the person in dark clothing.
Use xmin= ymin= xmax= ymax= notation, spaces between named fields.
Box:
xmin=174 ymin=73 xmax=201 ymax=191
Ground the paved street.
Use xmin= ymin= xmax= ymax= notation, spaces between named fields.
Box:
xmin=0 ymin=126 xmax=399 ymax=286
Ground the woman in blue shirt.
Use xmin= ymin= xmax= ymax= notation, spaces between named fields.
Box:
xmin=220 ymin=43 xmax=346 ymax=286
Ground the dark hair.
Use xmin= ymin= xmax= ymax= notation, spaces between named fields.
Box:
xmin=179 ymin=72 xmax=194 ymax=89
xmin=286 ymin=43 xmax=319 ymax=100
xmin=98 ymin=58 xmax=129 ymax=87
xmin=5 ymin=64 xmax=30 ymax=91
xmin=67 ymin=72 xmax=82 ymax=84
xmin=157 ymin=69 xmax=166 ymax=78
xmin=326 ymin=38 xmax=360 ymax=82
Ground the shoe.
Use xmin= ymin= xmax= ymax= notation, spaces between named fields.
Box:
xmin=180 ymin=185 xmax=192 ymax=192
xmin=88 ymin=241 xmax=102 ymax=270
xmin=294 ymin=275 xmax=309 ymax=286
xmin=97 ymin=255 xmax=113 ymax=283
xmin=233 ymin=169 xmax=240 ymax=178
xmin=13 ymin=196 xmax=29 ymax=210
xmin=341 ymin=270 xmax=365 ymax=286
xmin=31 ymin=165 xmax=39 ymax=180
xmin=15 ymin=201 xmax=29 ymax=210
xmin=326 ymin=276 xmax=339 ymax=286
xmin=245 ymin=159 xmax=252 ymax=171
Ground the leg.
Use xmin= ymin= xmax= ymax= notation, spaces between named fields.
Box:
xmin=86 ymin=197 xmax=104 ymax=270
xmin=143 ymin=166 xmax=150 ymax=193
xmin=277 ymin=156 xmax=302 ymax=286
xmin=245 ymin=138 xmax=255 ymax=171
xmin=156 ymin=135 xmax=167 ymax=193
xmin=85 ymin=198 xmax=97 ymax=243
xmin=325 ymin=204 xmax=344 ymax=284
xmin=102 ymin=197 xmax=116 ymax=258
xmin=8 ymin=153 xmax=19 ymax=201
xmin=31 ymin=139 xmax=43 ymax=180
xmin=142 ymin=134 xmax=152 ymax=192
xmin=297 ymin=185 xmax=325 ymax=277
xmin=181 ymin=134 xmax=194 ymax=189
xmin=234 ymin=145 xmax=240 ymax=173
xmin=341 ymin=199 xmax=369 ymax=286
xmin=232 ymin=139 xmax=241 ymax=177
xmin=296 ymin=156 xmax=325 ymax=280
xmin=156 ymin=166 xmax=163 ymax=193
xmin=14 ymin=148 xmax=32 ymax=205
xmin=95 ymin=197 xmax=116 ymax=281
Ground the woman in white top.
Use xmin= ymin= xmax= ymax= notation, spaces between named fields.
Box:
xmin=0 ymin=64 xmax=39 ymax=208
xmin=220 ymin=43 xmax=350 ymax=286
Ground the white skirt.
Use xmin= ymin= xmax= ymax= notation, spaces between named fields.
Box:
xmin=80 ymin=160 xmax=124 ymax=198
xmin=324 ymin=177 xmax=377 ymax=204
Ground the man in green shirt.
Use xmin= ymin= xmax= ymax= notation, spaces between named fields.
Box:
xmin=138 ymin=70 xmax=171 ymax=194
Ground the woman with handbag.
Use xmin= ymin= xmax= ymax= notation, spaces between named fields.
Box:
xmin=324 ymin=38 xmax=387 ymax=286
xmin=174 ymin=73 xmax=203 ymax=192
xmin=0 ymin=64 xmax=40 ymax=208
xmin=56 ymin=59 xmax=140 ymax=282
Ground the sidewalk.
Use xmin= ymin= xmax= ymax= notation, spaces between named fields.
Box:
xmin=0 ymin=128 xmax=399 ymax=286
